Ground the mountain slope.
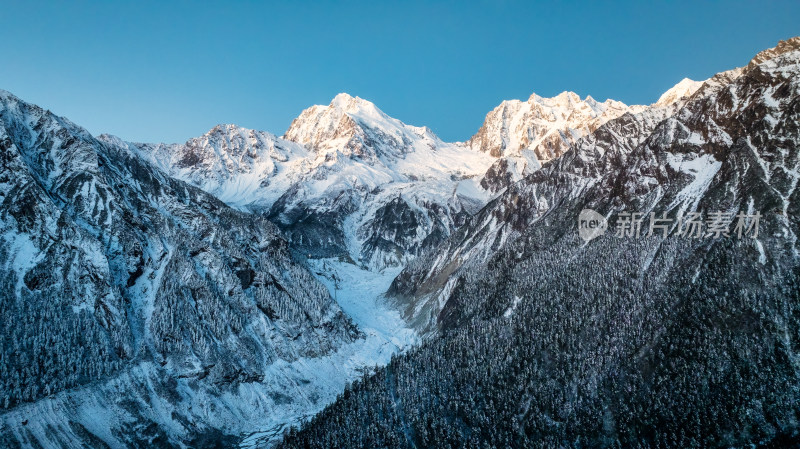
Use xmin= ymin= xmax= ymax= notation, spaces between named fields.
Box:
xmin=278 ymin=37 xmax=800 ymax=449
xmin=389 ymin=83 xmax=707 ymax=333
xmin=126 ymin=124 xmax=309 ymax=209
xmin=0 ymin=90 xmax=367 ymax=447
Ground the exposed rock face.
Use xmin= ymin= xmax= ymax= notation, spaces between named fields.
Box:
xmin=0 ymin=90 xmax=360 ymax=447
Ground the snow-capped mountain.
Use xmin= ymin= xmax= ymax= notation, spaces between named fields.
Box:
xmin=468 ymin=91 xmax=637 ymax=162
xmin=467 ymin=83 xmax=713 ymax=193
xmin=128 ymin=87 xmax=699 ymax=271
xmin=280 ymin=37 xmax=800 ymax=449
xmin=0 ymin=90 xmax=399 ymax=447
xmin=466 ymin=92 xmax=639 ymax=193
xmin=129 ymin=94 xmax=496 ymax=270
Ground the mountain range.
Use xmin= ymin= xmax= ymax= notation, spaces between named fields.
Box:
xmin=281 ymin=36 xmax=800 ymax=448
xmin=1 ymin=37 xmax=798 ymax=448
xmin=124 ymin=81 xmax=692 ymax=273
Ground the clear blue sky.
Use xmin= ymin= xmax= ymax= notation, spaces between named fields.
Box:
xmin=1 ymin=1 xmax=798 ymax=143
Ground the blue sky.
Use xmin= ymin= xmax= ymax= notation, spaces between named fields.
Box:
xmin=1 ymin=1 xmax=798 ymax=143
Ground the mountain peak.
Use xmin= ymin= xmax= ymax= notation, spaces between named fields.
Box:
xmin=554 ymin=90 xmax=581 ymax=104
xmin=206 ymin=123 xmax=246 ymax=136
xmin=526 ymin=91 xmax=580 ymax=105
xmin=748 ymin=36 xmax=800 ymax=67
xmin=655 ymin=77 xmax=704 ymax=106
xmin=330 ymin=92 xmax=359 ymax=107
xmin=525 ymin=91 xmax=620 ymax=111
xmin=327 ymin=93 xmax=385 ymax=119
xmin=201 ymin=123 xmax=282 ymax=141
xmin=284 ymin=93 xmax=433 ymax=160
xmin=471 ymin=90 xmax=635 ymax=160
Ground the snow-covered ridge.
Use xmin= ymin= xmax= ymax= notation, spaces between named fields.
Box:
xmin=114 ymin=124 xmax=309 ymax=209
xmin=467 ymin=90 xmax=642 ymax=163
xmin=747 ymin=36 xmax=800 ymax=68
xmin=388 ymin=38 xmax=800 ymax=335
xmin=655 ymin=78 xmax=704 ymax=106
xmin=127 ymin=94 xmax=497 ymax=270
xmin=127 ymin=83 xmax=697 ymax=270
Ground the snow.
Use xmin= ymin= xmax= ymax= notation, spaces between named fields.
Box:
xmin=666 ymin=153 xmax=722 ymax=213
xmin=755 ymin=239 xmax=767 ymax=265
xmin=503 ymin=295 xmax=523 ymax=318
xmin=474 ymin=91 xmax=636 ymax=161
xmin=656 ymin=78 xmax=704 ymax=106
xmin=455 ymin=177 xmax=490 ymax=202
xmin=239 ymin=258 xmax=418 ymax=447
xmin=1 ymin=257 xmax=418 ymax=449
xmin=1 ymin=230 xmax=44 ymax=295
xmin=309 ymin=258 xmax=418 ymax=350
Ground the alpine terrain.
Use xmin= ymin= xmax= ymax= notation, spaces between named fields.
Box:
xmin=0 ymin=34 xmax=798 ymax=449
xmin=129 ymin=90 xmax=652 ymax=271
xmin=279 ymin=38 xmax=800 ymax=448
